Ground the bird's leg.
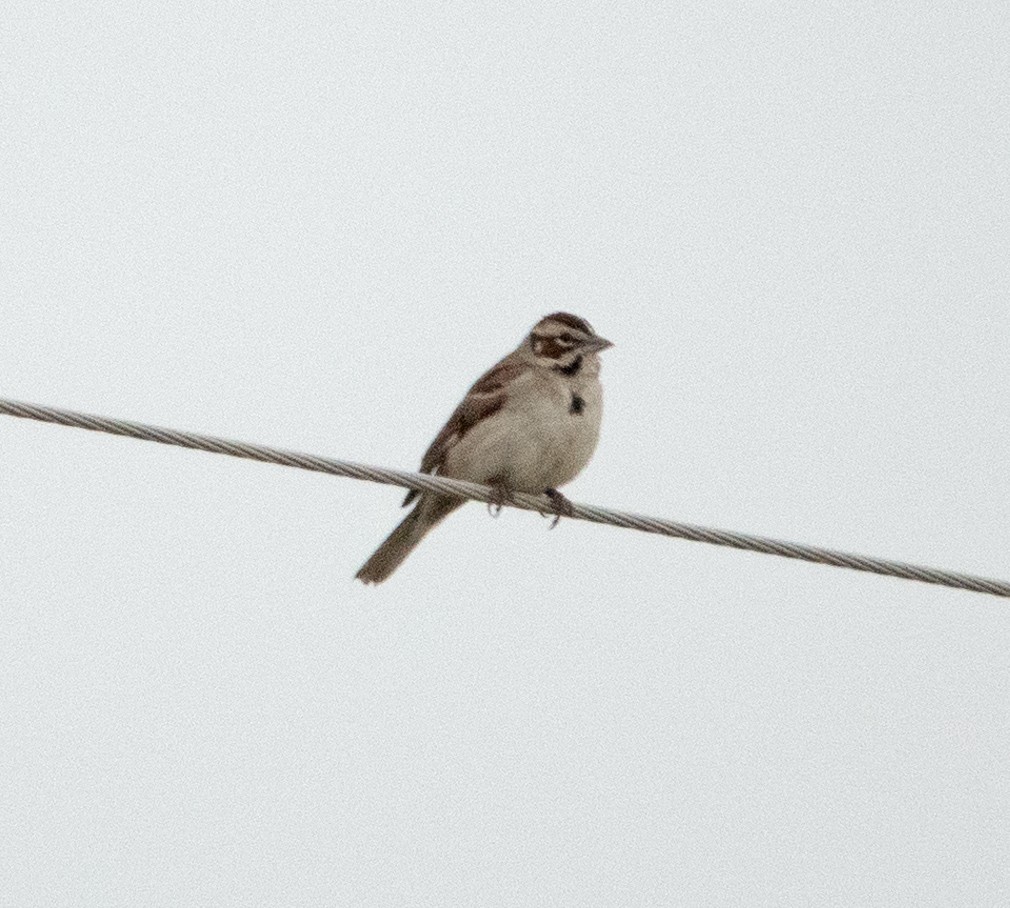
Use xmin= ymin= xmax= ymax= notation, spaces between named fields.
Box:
xmin=543 ymin=488 xmax=575 ymax=529
xmin=487 ymin=481 xmax=516 ymax=518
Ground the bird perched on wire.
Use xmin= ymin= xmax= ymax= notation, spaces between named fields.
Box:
xmin=355 ymin=312 xmax=613 ymax=584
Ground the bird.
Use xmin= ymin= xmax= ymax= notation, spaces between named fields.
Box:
xmin=355 ymin=312 xmax=613 ymax=584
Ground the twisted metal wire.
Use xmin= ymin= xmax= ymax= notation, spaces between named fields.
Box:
xmin=2 ymin=396 xmax=1007 ymax=598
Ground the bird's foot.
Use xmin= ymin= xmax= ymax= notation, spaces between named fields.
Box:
xmin=487 ymin=482 xmax=517 ymax=518
xmin=543 ymin=488 xmax=575 ymax=529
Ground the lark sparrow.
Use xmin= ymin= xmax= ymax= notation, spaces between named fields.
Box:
xmin=355 ymin=312 xmax=613 ymax=584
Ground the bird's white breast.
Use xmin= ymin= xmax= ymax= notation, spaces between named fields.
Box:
xmin=442 ymin=364 xmax=603 ymax=493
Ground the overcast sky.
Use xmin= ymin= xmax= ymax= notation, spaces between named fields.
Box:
xmin=3 ymin=3 xmax=1009 ymax=905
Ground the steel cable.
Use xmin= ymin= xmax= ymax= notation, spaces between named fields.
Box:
xmin=2 ymin=397 xmax=1007 ymax=598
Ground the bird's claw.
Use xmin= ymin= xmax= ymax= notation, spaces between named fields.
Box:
xmin=543 ymin=488 xmax=575 ymax=529
xmin=486 ymin=483 xmax=516 ymax=518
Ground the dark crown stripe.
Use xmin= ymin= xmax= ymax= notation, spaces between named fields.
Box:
xmin=541 ymin=312 xmax=593 ymax=335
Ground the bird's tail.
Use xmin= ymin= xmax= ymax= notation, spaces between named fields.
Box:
xmin=355 ymin=496 xmax=462 ymax=584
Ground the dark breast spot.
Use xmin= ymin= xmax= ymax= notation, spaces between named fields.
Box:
xmin=569 ymin=393 xmax=585 ymax=415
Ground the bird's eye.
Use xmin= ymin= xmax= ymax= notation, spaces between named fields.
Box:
xmin=560 ymin=333 xmax=575 ymax=343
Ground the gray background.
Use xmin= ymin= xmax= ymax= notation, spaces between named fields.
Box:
xmin=3 ymin=3 xmax=1009 ymax=905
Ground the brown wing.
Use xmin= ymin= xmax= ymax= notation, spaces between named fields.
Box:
xmin=401 ymin=359 xmax=523 ymax=506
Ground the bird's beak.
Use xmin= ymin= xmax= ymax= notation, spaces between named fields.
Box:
xmin=585 ymin=335 xmax=613 ymax=352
